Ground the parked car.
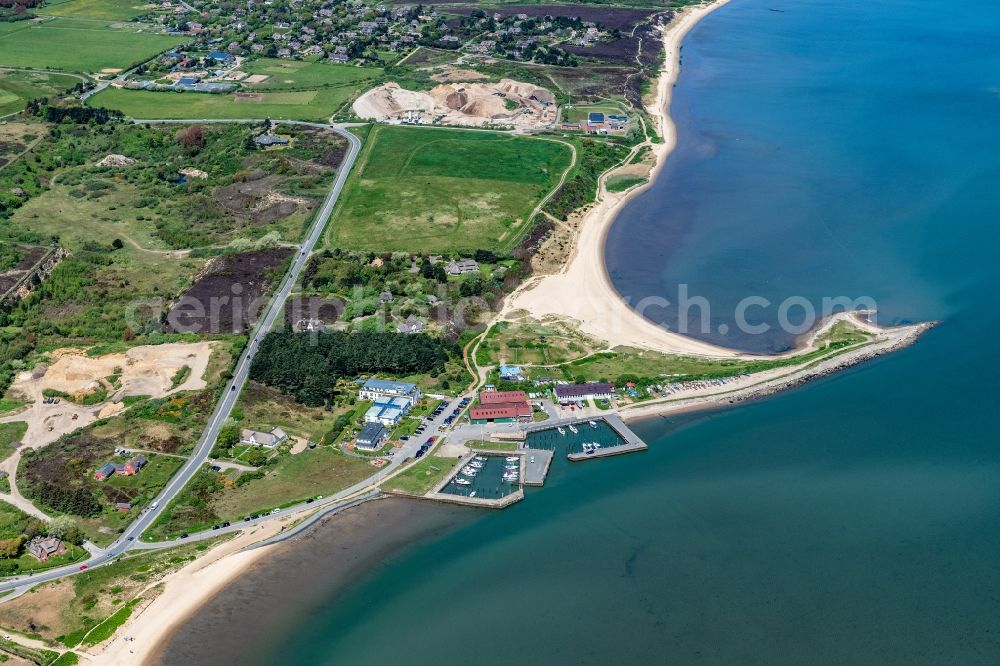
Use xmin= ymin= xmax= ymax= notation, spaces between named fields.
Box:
xmin=79 ymin=565 xmax=88 ymax=571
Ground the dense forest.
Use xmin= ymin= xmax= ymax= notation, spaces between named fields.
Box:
xmin=249 ymin=330 xmax=455 ymax=405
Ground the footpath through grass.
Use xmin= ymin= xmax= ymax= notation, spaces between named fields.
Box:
xmin=327 ymin=124 xmax=573 ymax=252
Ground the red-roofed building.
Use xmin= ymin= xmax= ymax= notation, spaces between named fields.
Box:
xmin=471 ymin=390 xmax=533 ymax=423
xmin=479 ymin=390 xmax=528 ymax=405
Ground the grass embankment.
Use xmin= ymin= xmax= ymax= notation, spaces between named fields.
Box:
xmin=326 ymin=124 xmax=574 ymax=253
xmin=383 ymin=455 xmax=459 ymax=495
xmin=0 ymin=18 xmax=185 ymax=72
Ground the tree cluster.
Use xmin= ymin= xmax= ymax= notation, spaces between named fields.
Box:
xmin=31 ymin=482 xmax=102 ymax=518
xmin=249 ymin=330 xmax=453 ymax=406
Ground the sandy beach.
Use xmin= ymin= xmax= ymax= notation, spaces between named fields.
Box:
xmin=506 ymin=0 xmax=761 ymax=359
xmin=85 ymin=519 xmax=291 ymax=666
xmin=146 ymin=499 xmax=472 ymax=666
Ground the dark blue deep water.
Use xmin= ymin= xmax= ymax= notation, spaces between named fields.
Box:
xmin=178 ymin=1 xmax=1000 ymax=663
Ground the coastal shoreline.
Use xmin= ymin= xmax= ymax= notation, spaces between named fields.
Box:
xmin=83 ymin=10 xmax=742 ymax=658
xmin=505 ymin=0 xmax=744 ymax=359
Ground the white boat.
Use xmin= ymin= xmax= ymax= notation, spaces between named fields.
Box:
xmin=557 ymin=427 xmax=566 ymax=435
xmin=470 ymin=491 xmax=477 ymax=497
xmin=455 ymin=478 xmax=472 ymax=486
xmin=474 ymin=456 xmax=486 ymax=462
xmin=568 ymin=424 xmax=578 ymax=434
xmin=462 ymin=466 xmax=478 ymax=476
xmin=589 ymin=420 xmax=598 ymax=428
xmin=470 ymin=461 xmax=485 ymax=469
xmin=505 ymin=456 xmax=519 ymax=462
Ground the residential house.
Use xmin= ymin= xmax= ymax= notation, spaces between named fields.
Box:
xmin=255 ymin=134 xmax=290 ymax=147
xmin=240 ymin=427 xmax=289 ymax=448
xmin=94 ymin=462 xmax=117 ymax=481
xmin=27 ymin=536 xmax=66 ymax=562
xmin=396 ymin=315 xmax=424 ymax=334
xmin=498 ymin=364 xmax=525 ymax=381
xmin=115 ymin=502 xmax=133 ymax=512
xmin=355 ymin=422 xmax=389 ymax=451
xmin=123 ymin=454 xmax=147 ymax=475
xmin=445 ymin=258 xmax=479 ymax=275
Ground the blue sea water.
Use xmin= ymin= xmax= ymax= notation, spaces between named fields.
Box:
xmin=187 ymin=0 xmax=1000 ymax=663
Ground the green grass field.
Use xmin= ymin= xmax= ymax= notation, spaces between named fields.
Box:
xmin=241 ymin=58 xmax=381 ymax=90
xmin=0 ymin=18 xmax=185 ymax=72
xmin=561 ymin=102 xmax=629 ymax=124
xmin=90 ymin=85 xmax=361 ymax=121
xmin=0 ymin=70 xmax=80 ymax=116
xmin=0 ymin=421 xmax=26 ymax=462
xmin=327 ymin=125 xmax=574 ymax=252
xmin=40 ymin=0 xmax=154 ymax=21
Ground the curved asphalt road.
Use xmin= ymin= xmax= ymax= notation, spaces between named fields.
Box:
xmin=0 ymin=121 xmax=362 ymax=594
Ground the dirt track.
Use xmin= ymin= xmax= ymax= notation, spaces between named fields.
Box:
xmin=0 ymin=342 xmax=216 ymax=518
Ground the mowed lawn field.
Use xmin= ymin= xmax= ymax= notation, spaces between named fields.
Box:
xmin=91 ymin=84 xmax=362 ymax=121
xmin=39 ymin=0 xmax=154 ymax=21
xmin=0 ymin=70 xmax=81 ymax=116
xmin=327 ymin=125 xmax=574 ymax=252
xmin=0 ymin=18 xmax=184 ymax=72
xmin=241 ymin=58 xmax=381 ymax=90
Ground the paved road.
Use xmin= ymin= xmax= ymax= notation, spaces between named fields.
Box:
xmin=127 ymin=395 xmax=463 ymax=550
xmin=0 ymin=121 xmax=361 ymax=594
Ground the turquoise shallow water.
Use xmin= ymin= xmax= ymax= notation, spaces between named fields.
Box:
xmin=200 ymin=0 xmax=1000 ymax=663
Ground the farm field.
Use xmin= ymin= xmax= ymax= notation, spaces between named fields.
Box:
xmin=91 ymin=82 xmax=364 ymax=121
xmin=326 ymin=125 xmax=574 ymax=252
xmin=39 ymin=0 xmax=156 ymax=21
xmin=0 ymin=70 xmax=81 ymax=117
xmin=241 ymin=58 xmax=382 ymax=90
xmin=0 ymin=18 xmax=185 ymax=73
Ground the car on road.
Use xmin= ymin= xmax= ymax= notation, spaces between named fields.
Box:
xmin=79 ymin=565 xmax=88 ymax=571
xmin=222 ymin=521 xmax=231 ymax=527
xmin=127 ymin=536 xmax=134 ymax=541
xmin=212 ymin=525 xmax=220 ymax=530
xmin=306 ymin=498 xmax=314 ymax=504
xmin=415 ymin=450 xmax=425 ymax=458
xmin=271 ymin=508 xmax=280 ymax=515
xmin=180 ymin=533 xmax=189 ymax=539
xmin=243 ymin=516 xmax=251 ymax=522
xmin=150 ymin=501 xmax=159 ymax=509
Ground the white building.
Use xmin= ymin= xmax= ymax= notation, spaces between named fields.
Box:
xmin=359 ymin=378 xmax=420 ymax=405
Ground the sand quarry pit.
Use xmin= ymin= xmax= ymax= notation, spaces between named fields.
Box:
xmin=40 ymin=342 xmax=214 ymax=399
xmin=352 ymin=79 xmax=556 ymax=130
xmin=0 ymin=342 xmax=216 ymax=450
